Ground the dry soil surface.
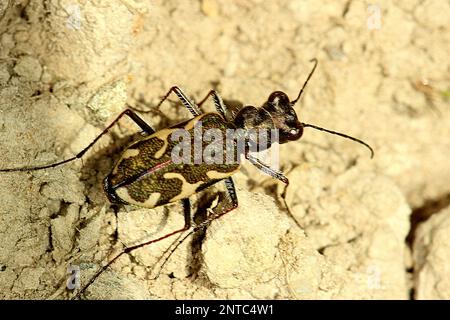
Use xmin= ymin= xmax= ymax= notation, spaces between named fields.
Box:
xmin=0 ymin=0 xmax=449 ymax=299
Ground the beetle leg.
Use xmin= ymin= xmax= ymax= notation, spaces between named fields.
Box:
xmin=164 ymin=86 xmax=201 ymax=116
xmin=0 ymin=108 xmax=155 ymax=172
xmin=73 ymin=198 xmax=192 ymax=299
xmin=181 ymin=198 xmax=192 ymax=229
xmin=147 ymin=177 xmax=239 ymax=279
xmin=222 ymin=177 xmax=239 ymax=210
xmin=246 ymin=154 xmax=289 ymax=185
xmin=123 ymin=106 xmax=156 ymax=134
xmin=89 ymin=179 xmax=240 ymax=286
xmin=196 ymin=90 xmax=228 ymax=118
xmin=191 ymin=177 xmax=239 ymax=231
xmin=182 ymin=178 xmax=239 ymax=235
xmin=132 ymin=86 xmax=201 ymax=117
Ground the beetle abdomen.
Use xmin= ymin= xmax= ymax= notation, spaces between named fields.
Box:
xmin=105 ymin=113 xmax=241 ymax=208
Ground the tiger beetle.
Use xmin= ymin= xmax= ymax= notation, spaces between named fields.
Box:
xmin=0 ymin=59 xmax=373 ymax=298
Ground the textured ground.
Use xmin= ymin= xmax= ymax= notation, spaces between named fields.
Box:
xmin=0 ymin=0 xmax=449 ymax=299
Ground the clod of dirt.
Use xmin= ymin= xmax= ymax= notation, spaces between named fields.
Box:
xmin=13 ymin=56 xmax=42 ymax=82
xmin=283 ymin=167 xmax=412 ymax=299
xmin=413 ymin=205 xmax=450 ymax=299
xmin=202 ymin=191 xmax=291 ymax=289
xmin=76 ymin=263 xmax=154 ymax=300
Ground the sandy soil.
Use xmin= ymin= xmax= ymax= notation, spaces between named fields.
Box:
xmin=0 ymin=0 xmax=449 ymax=299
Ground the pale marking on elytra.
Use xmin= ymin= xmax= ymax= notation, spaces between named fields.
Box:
xmin=112 ymin=113 xmax=218 ymax=176
xmin=154 ymin=115 xmax=204 ymax=158
xmin=163 ymin=172 xmax=203 ymax=202
xmin=116 ymin=187 xmax=161 ymax=208
xmin=112 ymin=163 xmax=120 ymax=175
xmin=206 ymin=168 xmax=240 ymax=180
xmin=153 ymin=128 xmax=175 ymax=159
xmin=121 ymin=148 xmax=140 ymax=159
xmin=112 ymin=148 xmax=140 ymax=175
xmin=183 ymin=113 xmax=210 ymax=131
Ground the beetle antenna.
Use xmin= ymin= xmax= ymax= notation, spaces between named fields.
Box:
xmin=301 ymin=123 xmax=374 ymax=158
xmin=291 ymin=58 xmax=318 ymax=106
xmin=0 ymin=158 xmax=77 ymax=172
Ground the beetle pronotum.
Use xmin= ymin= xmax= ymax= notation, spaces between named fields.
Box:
xmin=0 ymin=59 xmax=373 ymax=298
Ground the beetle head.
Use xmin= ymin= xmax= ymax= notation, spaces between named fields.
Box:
xmin=233 ymin=58 xmax=374 ymax=158
xmin=262 ymin=91 xmax=303 ymax=144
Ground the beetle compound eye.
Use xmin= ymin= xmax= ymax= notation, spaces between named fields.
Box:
xmin=268 ymin=91 xmax=290 ymax=107
xmin=278 ymin=122 xmax=304 ymax=143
